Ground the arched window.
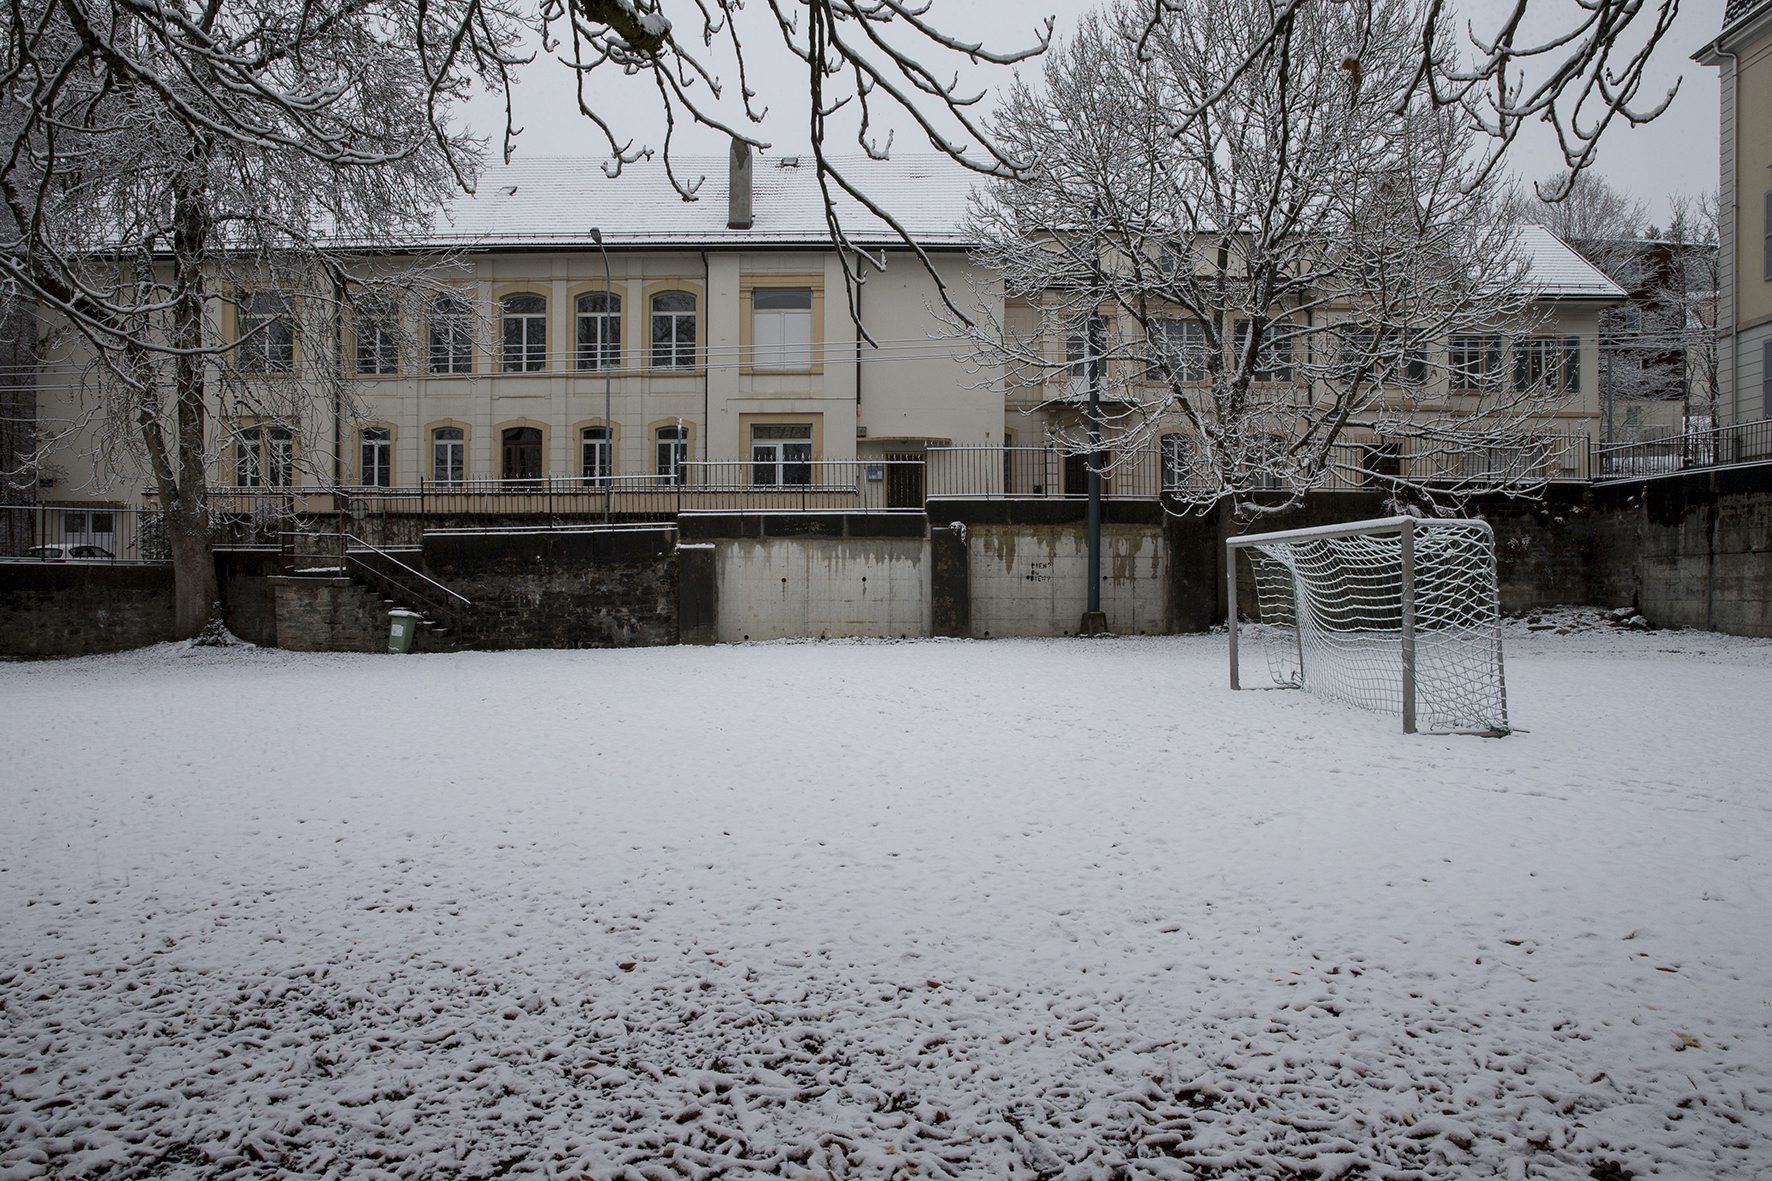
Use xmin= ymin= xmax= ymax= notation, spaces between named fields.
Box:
xmin=581 ymin=426 xmax=612 ymax=482
xmin=360 ymin=427 xmax=393 ymax=487
xmin=655 ymin=425 xmax=688 ymax=484
xmin=432 ymin=426 xmax=465 ymax=484
xmin=501 ymin=293 xmax=547 ymax=372
xmin=576 ymin=292 xmax=621 ymax=370
xmin=650 ymin=292 xmax=697 ymax=369
xmin=428 ymin=294 xmax=472 ymax=374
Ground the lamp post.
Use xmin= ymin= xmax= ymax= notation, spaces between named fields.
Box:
xmin=590 ymin=227 xmax=613 ymax=526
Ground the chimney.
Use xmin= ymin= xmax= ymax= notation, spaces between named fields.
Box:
xmin=727 ymin=138 xmax=753 ymax=230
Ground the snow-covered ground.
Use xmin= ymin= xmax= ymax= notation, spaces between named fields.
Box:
xmin=2 ymin=623 xmax=1769 ymax=1180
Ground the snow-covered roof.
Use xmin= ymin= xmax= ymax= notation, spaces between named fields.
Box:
xmin=409 ymin=153 xmax=1624 ymax=302
xmin=421 ymin=153 xmax=981 ymax=251
xmin=1512 ymin=225 xmax=1627 ymax=300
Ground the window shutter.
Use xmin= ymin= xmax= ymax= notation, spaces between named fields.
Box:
xmin=1762 ymin=341 xmax=1771 ymax=420
xmin=1564 ymin=337 xmax=1580 ymax=393
xmin=1765 ymin=190 xmax=1772 ymax=282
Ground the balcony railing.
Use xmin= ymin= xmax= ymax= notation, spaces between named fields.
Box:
xmin=1596 ymin=418 xmax=1772 ymax=482
xmin=124 ymin=434 xmax=1603 ymax=531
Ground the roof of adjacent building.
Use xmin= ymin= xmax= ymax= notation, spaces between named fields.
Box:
xmin=414 ymin=152 xmax=1623 ymax=299
xmin=423 ymin=153 xmax=982 ymax=250
xmin=1724 ymin=0 xmax=1771 ymax=25
xmin=1512 ymin=225 xmax=1628 ymax=299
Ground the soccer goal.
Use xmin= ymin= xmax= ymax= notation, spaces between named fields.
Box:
xmin=1227 ymin=516 xmax=1509 ymax=735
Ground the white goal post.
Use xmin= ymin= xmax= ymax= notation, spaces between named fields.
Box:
xmin=1227 ymin=516 xmax=1510 ymax=735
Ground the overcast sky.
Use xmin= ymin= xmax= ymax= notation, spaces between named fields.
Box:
xmin=464 ymin=0 xmax=1727 ymax=225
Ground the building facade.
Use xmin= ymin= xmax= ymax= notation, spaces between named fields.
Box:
xmin=1699 ymin=0 xmax=1772 ymax=429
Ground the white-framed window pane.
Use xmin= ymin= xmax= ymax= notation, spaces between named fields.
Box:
xmin=501 ymin=293 xmax=547 ymax=372
xmin=355 ymin=300 xmax=399 ymax=375
xmin=267 ymin=428 xmax=294 ymax=487
xmin=581 ymin=427 xmax=612 ymax=481
xmin=1235 ymin=320 xmax=1294 ymax=383
xmin=1159 ymin=433 xmax=1193 ymax=493
xmin=576 ymin=292 xmax=621 ymax=370
xmin=655 ymin=426 xmax=688 ymax=483
xmin=360 ymin=427 xmax=392 ymax=487
xmin=651 ymin=292 xmax=697 ymax=368
xmin=750 ymin=423 xmax=813 ymax=485
xmin=1450 ymin=335 xmax=1503 ymax=391
xmin=234 ymin=426 xmax=261 ymax=487
xmin=238 ymin=293 xmax=294 ymax=373
xmin=1149 ymin=318 xmax=1207 ymax=382
xmin=428 ymin=295 xmax=472 ymax=374
xmin=751 ymin=287 xmax=812 ymax=368
xmin=432 ymin=427 xmax=464 ymax=483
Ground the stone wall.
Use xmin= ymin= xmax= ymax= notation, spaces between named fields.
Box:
xmin=268 ymin=576 xmax=390 ymax=653
xmin=0 ymin=563 xmax=177 ymax=658
xmin=422 ymin=527 xmax=678 ymax=649
xmin=678 ymin=513 xmax=929 ymax=642
xmin=0 ymin=551 xmax=282 ymax=659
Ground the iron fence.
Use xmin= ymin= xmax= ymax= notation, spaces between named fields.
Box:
xmin=1597 ymin=418 xmax=1772 ymax=482
xmin=0 ymin=505 xmax=163 ymax=561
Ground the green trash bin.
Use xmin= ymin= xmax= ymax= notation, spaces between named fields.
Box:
xmin=388 ymin=609 xmax=422 ymax=654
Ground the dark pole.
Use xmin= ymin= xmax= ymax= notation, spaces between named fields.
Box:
xmin=1082 ymin=314 xmax=1107 ymax=634
xmin=591 ymin=227 xmax=613 ymax=526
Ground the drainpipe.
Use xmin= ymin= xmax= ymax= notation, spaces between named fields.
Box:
xmin=701 ymin=250 xmax=711 ymax=461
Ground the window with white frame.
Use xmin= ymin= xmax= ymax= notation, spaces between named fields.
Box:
xmin=428 ymin=294 xmax=472 ymax=374
xmin=651 ymin=292 xmax=697 ymax=368
xmin=501 ymin=293 xmax=548 ymax=372
xmin=1147 ymin=318 xmax=1208 ymax=382
xmin=655 ymin=425 xmax=689 ymax=484
xmin=750 ymin=423 xmax=813 ymax=486
xmin=576 ymin=292 xmax=621 ymax=371
xmin=1512 ymin=336 xmax=1580 ymax=394
xmin=1158 ymin=433 xmax=1194 ymax=493
xmin=581 ymin=426 xmax=612 ymax=483
xmin=360 ymin=426 xmax=392 ymax=487
xmin=1233 ymin=319 xmax=1295 ymax=383
xmin=354 ymin=297 xmax=399 ymax=375
xmin=1065 ymin=315 xmax=1107 ymax=397
xmin=237 ymin=292 xmax=294 ymax=373
xmin=1449 ymin=335 xmax=1505 ymax=391
xmin=232 ymin=425 xmax=294 ymax=487
xmin=751 ymin=287 xmax=813 ymax=368
xmin=432 ymin=426 xmax=464 ymax=484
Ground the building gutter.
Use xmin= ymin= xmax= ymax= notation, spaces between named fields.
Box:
xmin=701 ymin=250 xmax=711 ymax=461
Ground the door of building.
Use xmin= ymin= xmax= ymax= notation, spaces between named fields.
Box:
xmin=884 ymin=451 xmax=924 ymax=509
xmin=502 ymin=427 xmax=543 ymax=483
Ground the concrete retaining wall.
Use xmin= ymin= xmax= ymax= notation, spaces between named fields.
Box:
xmin=678 ymin=513 xmax=929 ymax=642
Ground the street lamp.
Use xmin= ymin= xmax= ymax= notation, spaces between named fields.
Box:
xmin=590 ymin=227 xmax=613 ymax=525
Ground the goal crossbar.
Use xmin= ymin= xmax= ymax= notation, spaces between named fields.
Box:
xmin=1227 ymin=516 xmax=1509 ymax=736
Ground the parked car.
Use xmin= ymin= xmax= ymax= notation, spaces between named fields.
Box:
xmin=24 ymin=543 xmax=116 ymax=560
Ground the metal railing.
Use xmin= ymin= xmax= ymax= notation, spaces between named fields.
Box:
xmin=1596 ymin=418 xmax=1772 ymax=482
xmin=281 ymin=529 xmax=474 ymax=638
xmin=119 ymin=434 xmax=1604 ymax=536
xmin=0 ymin=505 xmax=164 ymax=561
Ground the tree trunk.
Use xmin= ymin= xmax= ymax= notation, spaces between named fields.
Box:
xmin=166 ymin=165 xmax=222 ymax=639
xmin=167 ymin=497 xmax=220 ymax=637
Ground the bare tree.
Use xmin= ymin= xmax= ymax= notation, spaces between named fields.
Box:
xmin=0 ymin=0 xmax=488 ymax=635
xmin=0 ymin=0 xmax=1692 ymax=630
xmin=953 ymin=0 xmax=1579 ymax=520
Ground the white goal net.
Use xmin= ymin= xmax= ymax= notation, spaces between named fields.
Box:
xmin=1227 ymin=517 xmax=1509 ymax=735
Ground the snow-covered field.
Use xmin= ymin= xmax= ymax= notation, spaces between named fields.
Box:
xmin=2 ymin=624 xmax=1769 ymax=1180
